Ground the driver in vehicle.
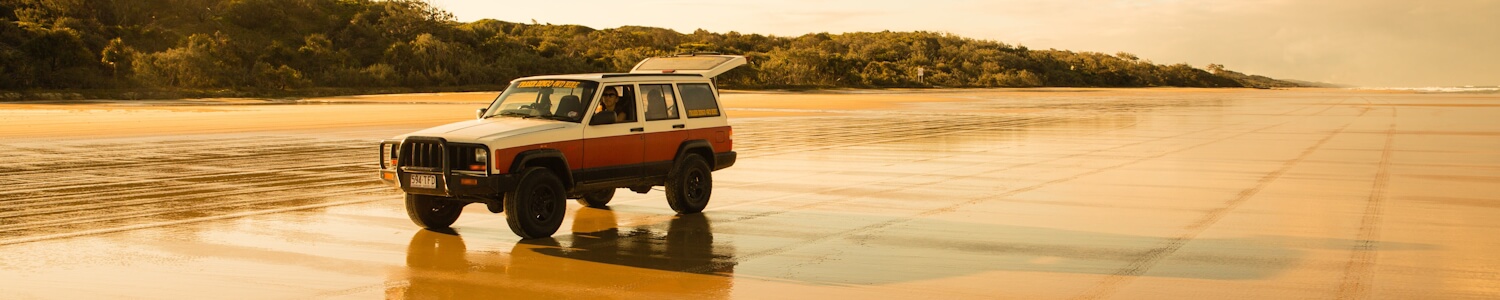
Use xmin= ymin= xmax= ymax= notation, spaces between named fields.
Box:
xmin=595 ymin=88 xmax=624 ymax=124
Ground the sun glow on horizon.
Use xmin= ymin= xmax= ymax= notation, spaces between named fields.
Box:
xmin=432 ymin=0 xmax=1499 ymax=87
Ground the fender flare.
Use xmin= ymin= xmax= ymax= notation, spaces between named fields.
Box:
xmin=511 ymin=148 xmax=575 ymax=187
xmin=673 ymin=140 xmax=716 ymax=168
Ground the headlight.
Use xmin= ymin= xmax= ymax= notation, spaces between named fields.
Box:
xmin=383 ymin=143 xmax=399 ymax=168
xmin=469 ymin=148 xmax=489 ymax=172
xmin=392 ymin=145 xmax=400 ymax=166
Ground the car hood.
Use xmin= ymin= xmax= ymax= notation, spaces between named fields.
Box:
xmin=394 ymin=117 xmax=570 ymax=142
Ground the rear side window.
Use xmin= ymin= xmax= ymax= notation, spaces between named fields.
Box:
xmin=640 ymin=84 xmax=679 ymax=121
xmin=679 ymin=83 xmax=720 ymax=118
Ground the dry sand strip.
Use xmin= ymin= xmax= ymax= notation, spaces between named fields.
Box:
xmin=0 ymin=87 xmax=1307 ymax=140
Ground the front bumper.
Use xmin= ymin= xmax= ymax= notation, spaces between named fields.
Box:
xmin=379 ymin=169 xmax=513 ymax=197
xmin=379 ymin=137 xmax=511 ymax=198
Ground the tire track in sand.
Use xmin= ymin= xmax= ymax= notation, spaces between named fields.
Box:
xmin=1335 ymin=104 xmax=1397 ymax=300
xmin=1071 ymin=98 xmax=1369 ymax=300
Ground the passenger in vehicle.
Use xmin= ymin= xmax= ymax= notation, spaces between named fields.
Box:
xmin=645 ymin=89 xmax=668 ymax=120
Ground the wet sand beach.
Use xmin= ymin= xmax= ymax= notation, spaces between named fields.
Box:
xmin=0 ymin=88 xmax=1497 ymax=299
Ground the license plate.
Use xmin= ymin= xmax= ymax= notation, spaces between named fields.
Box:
xmin=410 ymin=174 xmax=437 ymax=189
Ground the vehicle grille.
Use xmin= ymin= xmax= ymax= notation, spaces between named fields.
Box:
xmin=401 ymin=141 xmax=444 ymax=170
xmin=448 ymin=145 xmax=484 ymax=171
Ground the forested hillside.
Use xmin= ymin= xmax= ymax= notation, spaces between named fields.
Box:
xmin=0 ymin=0 xmax=1305 ymax=98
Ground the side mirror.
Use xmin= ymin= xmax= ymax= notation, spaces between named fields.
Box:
xmin=476 ymin=108 xmax=488 ymax=120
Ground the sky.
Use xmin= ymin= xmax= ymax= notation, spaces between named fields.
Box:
xmin=430 ymin=0 xmax=1499 ymax=87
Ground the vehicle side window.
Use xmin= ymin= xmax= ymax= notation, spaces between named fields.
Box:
xmin=591 ymin=85 xmax=638 ymax=125
xmin=641 ymin=84 xmax=679 ymax=121
xmin=679 ymin=83 xmax=720 ymax=118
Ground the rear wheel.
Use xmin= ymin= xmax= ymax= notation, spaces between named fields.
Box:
xmin=665 ymin=154 xmax=713 ymax=214
xmin=505 ymin=167 xmax=567 ymax=239
xmin=405 ymin=193 xmax=464 ymax=229
xmin=576 ymin=189 xmax=615 ymax=208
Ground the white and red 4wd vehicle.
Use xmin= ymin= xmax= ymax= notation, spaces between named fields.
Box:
xmin=379 ymin=54 xmax=743 ymax=238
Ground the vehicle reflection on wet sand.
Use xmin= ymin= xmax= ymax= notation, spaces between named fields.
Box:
xmin=394 ymin=208 xmax=734 ymax=299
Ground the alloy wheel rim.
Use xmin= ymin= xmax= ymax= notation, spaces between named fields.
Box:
xmin=686 ymin=170 xmax=705 ymax=201
xmin=530 ymin=185 xmax=557 ymax=221
xmin=428 ymin=201 xmax=448 ymax=213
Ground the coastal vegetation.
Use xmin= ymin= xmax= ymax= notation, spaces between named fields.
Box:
xmin=1 ymin=0 xmax=1305 ymax=99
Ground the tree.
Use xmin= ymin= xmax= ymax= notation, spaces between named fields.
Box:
xmin=100 ymin=37 xmax=133 ymax=79
xmin=18 ymin=24 xmax=99 ymax=88
xmin=0 ymin=0 xmax=1299 ymax=94
xmin=132 ymin=32 xmax=246 ymax=88
xmin=1206 ymin=63 xmax=1226 ymax=74
xmin=253 ymin=62 xmax=308 ymax=90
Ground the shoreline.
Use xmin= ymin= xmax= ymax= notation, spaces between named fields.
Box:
xmin=0 ymin=87 xmax=1379 ymax=104
xmin=0 ymin=87 xmax=1483 ymax=140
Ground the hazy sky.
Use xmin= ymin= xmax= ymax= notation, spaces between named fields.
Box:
xmin=431 ymin=0 xmax=1499 ymax=87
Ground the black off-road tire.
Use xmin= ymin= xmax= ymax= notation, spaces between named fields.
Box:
xmin=665 ymin=154 xmax=713 ymax=214
xmin=576 ymin=189 xmax=616 ymax=208
xmin=505 ymin=167 xmax=567 ymax=239
xmin=405 ymin=193 xmax=464 ymax=229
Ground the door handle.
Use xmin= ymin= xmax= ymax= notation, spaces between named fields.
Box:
xmin=630 ymin=127 xmax=644 ymax=132
xmin=672 ymin=124 xmax=686 ymax=129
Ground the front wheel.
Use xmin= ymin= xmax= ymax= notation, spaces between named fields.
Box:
xmin=405 ymin=193 xmax=464 ymax=229
xmin=505 ymin=167 xmax=567 ymax=239
xmin=665 ymin=154 xmax=713 ymax=214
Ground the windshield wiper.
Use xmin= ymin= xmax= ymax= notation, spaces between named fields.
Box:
xmin=497 ymin=112 xmax=577 ymax=122
xmin=536 ymin=115 xmax=579 ymax=122
xmin=497 ymin=111 xmax=531 ymax=118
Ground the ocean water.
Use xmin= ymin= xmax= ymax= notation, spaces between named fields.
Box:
xmin=1354 ymin=86 xmax=1500 ymax=93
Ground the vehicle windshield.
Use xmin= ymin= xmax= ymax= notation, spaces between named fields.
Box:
xmin=484 ymin=80 xmax=599 ymax=123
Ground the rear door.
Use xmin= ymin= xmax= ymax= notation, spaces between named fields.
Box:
xmin=639 ymin=83 xmax=688 ymax=176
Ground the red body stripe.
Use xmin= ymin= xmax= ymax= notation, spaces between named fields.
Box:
xmin=582 ymin=134 xmax=645 ymax=169
xmin=492 ymin=140 xmax=584 ymax=173
xmin=491 ymin=126 xmax=732 ymax=174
